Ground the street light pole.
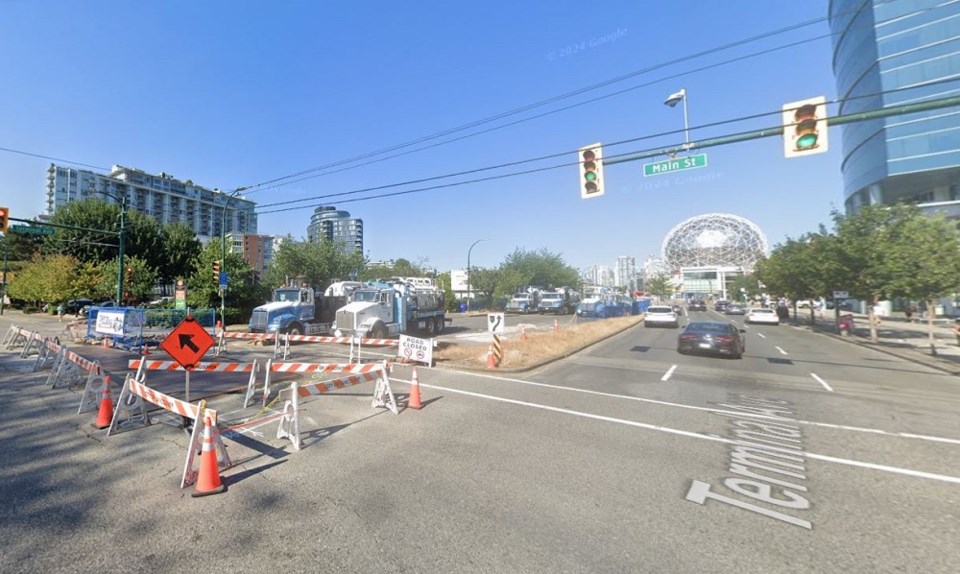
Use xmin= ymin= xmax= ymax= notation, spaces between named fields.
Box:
xmin=220 ymin=186 xmax=248 ymax=328
xmin=664 ymin=88 xmax=690 ymax=150
xmin=466 ymin=238 xmax=488 ymax=312
xmin=115 ymin=195 xmax=127 ymax=305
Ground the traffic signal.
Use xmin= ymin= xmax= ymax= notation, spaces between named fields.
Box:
xmin=578 ymin=143 xmax=605 ymax=199
xmin=125 ymin=267 xmax=134 ymax=284
xmin=782 ymin=96 xmax=829 ymax=158
xmin=0 ymin=206 xmax=8 ymax=233
xmin=212 ymin=260 xmax=221 ymax=282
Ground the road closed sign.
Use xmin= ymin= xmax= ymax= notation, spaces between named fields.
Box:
xmin=398 ymin=334 xmax=433 ymax=367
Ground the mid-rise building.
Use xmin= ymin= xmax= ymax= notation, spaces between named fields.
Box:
xmin=226 ymin=232 xmax=276 ymax=280
xmin=581 ymin=265 xmax=615 ymax=288
xmin=829 ymin=0 xmax=960 ymax=216
xmin=45 ymin=164 xmax=257 ymax=241
xmin=306 ymin=205 xmax=363 ymax=255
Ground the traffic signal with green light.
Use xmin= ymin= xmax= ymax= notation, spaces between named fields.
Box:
xmin=782 ymin=96 xmax=829 ymax=158
xmin=578 ymin=143 xmax=605 ymax=199
xmin=0 ymin=207 xmax=8 ymax=233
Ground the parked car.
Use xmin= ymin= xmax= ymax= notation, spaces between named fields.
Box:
xmin=745 ymin=307 xmax=780 ymax=325
xmin=724 ymin=303 xmax=746 ymax=315
xmin=714 ymin=300 xmax=731 ymax=312
xmin=644 ymin=305 xmax=679 ymax=328
xmin=80 ymin=300 xmax=116 ymax=316
xmin=677 ymin=321 xmax=746 ymax=358
xmin=145 ymin=296 xmax=174 ymax=308
xmin=63 ymin=298 xmax=94 ymax=315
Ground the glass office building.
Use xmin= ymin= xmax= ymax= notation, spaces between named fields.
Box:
xmin=829 ymin=0 xmax=960 ymax=216
xmin=306 ymin=205 xmax=364 ymax=255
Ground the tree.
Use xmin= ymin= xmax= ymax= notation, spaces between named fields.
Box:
xmin=645 ymin=275 xmax=672 ymax=301
xmin=263 ymin=239 xmax=367 ymax=290
xmin=755 ymin=229 xmax=836 ymax=324
xmin=158 ymin=223 xmax=202 ymax=289
xmin=497 ymin=248 xmax=580 ymax=295
xmin=469 ymin=267 xmax=501 ymax=309
xmin=881 ymin=208 xmax=960 ymax=350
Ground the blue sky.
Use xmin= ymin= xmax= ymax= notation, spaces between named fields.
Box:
xmin=0 ymin=0 xmax=842 ymax=273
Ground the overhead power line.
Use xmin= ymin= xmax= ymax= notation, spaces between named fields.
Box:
xmin=255 ymin=83 xmax=960 ymax=215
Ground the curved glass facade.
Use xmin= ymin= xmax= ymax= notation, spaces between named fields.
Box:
xmin=306 ymin=205 xmax=364 ymax=255
xmin=830 ymin=0 xmax=960 ymax=213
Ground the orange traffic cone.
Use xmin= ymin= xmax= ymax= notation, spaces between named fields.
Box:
xmin=92 ymin=376 xmax=113 ymax=429
xmin=192 ymin=415 xmax=225 ymax=497
xmin=486 ymin=345 xmax=497 ymax=369
xmin=408 ymin=367 xmax=423 ymax=410
xmin=102 ymin=337 xmax=109 ymax=349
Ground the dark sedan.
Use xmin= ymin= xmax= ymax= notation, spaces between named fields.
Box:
xmin=677 ymin=321 xmax=746 ymax=359
xmin=687 ymin=300 xmax=707 ymax=311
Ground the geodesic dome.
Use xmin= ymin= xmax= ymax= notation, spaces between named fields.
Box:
xmin=642 ymin=258 xmax=672 ymax=278
xmin=662 ymin=213 xmax=768 ymax=269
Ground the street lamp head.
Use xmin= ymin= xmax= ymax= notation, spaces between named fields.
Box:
xmin=664 ymin=88 xmax=686 ymax=107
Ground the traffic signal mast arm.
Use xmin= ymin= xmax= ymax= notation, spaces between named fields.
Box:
xmin=604 ymin=94 xmax=960 ymax=166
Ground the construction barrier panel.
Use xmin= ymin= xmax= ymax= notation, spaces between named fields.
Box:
xmin=46 ymin=348 xmax=101 ymax=389
xmin=214 ymin=331 xmax=275 ymax=356
xmin=33 ymin=338 xmax=63 ymax=372
xmin=107 ymin=374 xmax=218 ymax=435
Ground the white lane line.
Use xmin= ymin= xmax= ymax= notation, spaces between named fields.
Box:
xmin=661 ymin=365 xmax=678 ymax=382
xmin=810 ymin=373 xmax=834 ymax=392
xmin=399 ymin=379 xmax=960 ymax=485
xmin=775 ymin=346 xmax=789 ymax=355
xmin=436 ymin=371 xmax=960 ymax=446
xmin=757 ymin=333 xmax=767 ymax=339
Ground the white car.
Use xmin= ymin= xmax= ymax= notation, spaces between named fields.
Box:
xmin=644 ymin=306 xmax=679 ymax=328
xmin=745 ymin=308 xmax=780 ymax=325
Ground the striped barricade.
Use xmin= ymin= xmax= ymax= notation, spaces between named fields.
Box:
xmin=1 ymin=324 xmax=19 ymax=348
xmin=214 ymin=331 xmax=275 ymax=356
xmin=108 ymin=374 xmax=219 ymax=435
xmin=129 ymin=359 xmax=260 ymax=405
xmin=271 ymin=363 xmax=396 ymax=451
xmin=4 ymin=326 xmax=32 ymax=352
xmin=46 ymin=348 xmax=101 ymax=389
xmin=33 ymin=338 xmax=63 ymax=372
xmin=77 ymin=373 xmax=112 ymax=414
xmin=19 ymin=331 xmax=44 ymax=359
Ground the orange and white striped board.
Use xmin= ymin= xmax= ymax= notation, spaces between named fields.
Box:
xmin=65 ymin=349 xmax=99 ymax=373
xmin=128 ymin=359 xmax=257 ymax=373
xmin=220 ymin=332 xmax=276 ymax=340
xmin=266 ymin=361 xmax=383 ymax=374
xmin=283 ymin=334 xmax=400 ymax=346
xmin=127 ymin=377 xmax=217 ymax=423
xmin=296 ymin=369 xmax=384 ymax=397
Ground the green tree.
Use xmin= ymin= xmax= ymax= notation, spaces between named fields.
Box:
xmin=158 ymin=223 xmax=202 ymax=288
xmin=645 ymin=275 xmax=673 ymax=301
xmin=470 ymin=267 xmax=501 ymax=309
xmin=881 ymin=208 xmax=960 ymax=349
xmin=264 ymin=239 xmax=367 ymax=290
xmin=755 ymin=230 xmax=836 ymax=324
xmin=187 ymin=239 xmax=267 ymax=324
xmin=497 ymin=248 xmax=580 ymax=295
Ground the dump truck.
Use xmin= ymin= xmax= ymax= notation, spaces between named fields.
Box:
xmin=538 ymin=287 xmax=580 ymax=314
xmin=247 ymin=282 xmax=359 ymax=335
xmin=332 ymin=277 xmax=446 ymax=338
xmin=505 ymin=287 xmax=541 ymax=314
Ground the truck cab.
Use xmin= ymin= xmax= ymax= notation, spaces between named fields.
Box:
xmin=248 ymin=286 xmax=345 ymax=335
xmin=333 ymin=278 xmax=446 ymax=338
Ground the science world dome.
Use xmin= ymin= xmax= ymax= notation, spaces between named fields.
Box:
xmin=662 ymin=213 xmax=768 ymax=269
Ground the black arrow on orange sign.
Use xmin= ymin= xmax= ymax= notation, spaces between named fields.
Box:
xmin=178 ymin=333 xmax=200 ymax=353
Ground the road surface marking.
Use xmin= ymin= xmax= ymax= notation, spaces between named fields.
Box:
xmin=810 ymin=373 xmax=834 ymax=392
xmin=661 ymin=365 xmax=678 ymax=382
xmin=776 ymin=346 xmax=789 ymax=355
xmin=400 ymin=379 xmax=960 ymax=485
xmin=757 ymin=333 xmax=767 ymax=339
xmin=437 ymin=371 xmax=960 ymax=446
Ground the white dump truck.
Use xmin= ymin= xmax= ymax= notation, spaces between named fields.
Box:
xmin=332 ymin=277 xmax=446 ymax=338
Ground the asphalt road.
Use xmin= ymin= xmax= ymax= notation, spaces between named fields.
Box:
xmin=1 ymin=309 xmax=958 ymax=572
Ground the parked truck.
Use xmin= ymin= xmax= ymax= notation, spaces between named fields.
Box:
xmin=248 ymin=281 xmax=360 ymax=335
xmin=538 ymin=287 xmax=581 ymax=314
xmin=332 ymin=277 xmax=446 ymax=338
xmin=505 ymin=287 xmax=541 ymax=314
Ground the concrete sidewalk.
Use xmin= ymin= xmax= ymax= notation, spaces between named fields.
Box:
xmin=786 ymin=310 xmax=960 ymax=376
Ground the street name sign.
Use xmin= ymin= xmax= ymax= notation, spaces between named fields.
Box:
xmin=10 ymin=224 xmax=54 ymax=235
xmin=832 ymin=291 xmax=849 ymax=299
xmin=643 ymin=153 xmax=708 ymax=177
xmin=161 ymin=315 xmax=215 ymax=370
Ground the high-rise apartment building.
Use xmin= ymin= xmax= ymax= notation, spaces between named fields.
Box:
xmin=829 ymin=0 xmax=960 ymax=216
xmin=306 ymin=205 xmax=363 ymax=255
xmin=46 ymin=164 xmax=257 ymax=241
xmin=615 ymin=256 xmax=637 ymax=291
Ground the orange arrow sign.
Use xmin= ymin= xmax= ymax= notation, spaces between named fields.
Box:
xmin=161 ymin=315 xmax=215 ymax=370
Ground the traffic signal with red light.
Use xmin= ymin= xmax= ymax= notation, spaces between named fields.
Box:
xmin=578 ymin=143 xmax=605 ymax=199
xmin=0 ymin=207 xmax=8 ymax=233
xmin=782 ymin=96 xmax=829 ymax=158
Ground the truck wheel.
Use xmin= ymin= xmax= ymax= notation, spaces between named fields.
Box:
xmin=286 ymin=323 xmax=303 ymax=337
xmin=425 ymin=319 xmax=436 ymax=336
xmin=371 ymin=324 xmax=387 ymax=340
xmin=433 ymin=316 xmax=444 ymax=334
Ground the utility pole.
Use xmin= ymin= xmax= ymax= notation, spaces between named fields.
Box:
xmin=115 ymin=196 xmax=127 ymax=304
